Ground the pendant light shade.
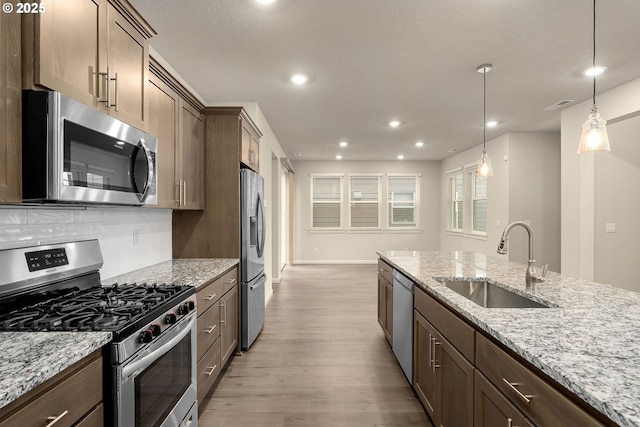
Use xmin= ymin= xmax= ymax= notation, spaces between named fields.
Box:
xmin=578 ymin=0 xmax=610 ymax=154
xmin=476 ymin=64 xmax=494 ymax=177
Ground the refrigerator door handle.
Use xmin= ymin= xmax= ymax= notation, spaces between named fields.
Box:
xmin=256 ymin=193 xmax=265 ymax=258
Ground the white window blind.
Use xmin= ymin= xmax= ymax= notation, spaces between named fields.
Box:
xmin=349 ymin=176 xmax=380 ymax=228
xmin=311 ymin=175 xmax=342 ymax=228
xmin=472 ymin=174 xmax=487 ymax=233
xmin=451 ymin=173 xmax=463 ymax=231
xmin=387 ymin=175 xmax=418 ymax=227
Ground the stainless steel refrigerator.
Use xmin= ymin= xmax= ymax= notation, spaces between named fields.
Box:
xmin=240 ymin=168 xmax=266 ymax=350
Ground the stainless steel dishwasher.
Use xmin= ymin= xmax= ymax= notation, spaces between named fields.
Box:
xmin=392 ymin=269 xmax=414 ymax=384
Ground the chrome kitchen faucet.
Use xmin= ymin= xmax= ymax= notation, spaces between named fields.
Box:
xmin=497 ymin=221 xmax=548 ymax=290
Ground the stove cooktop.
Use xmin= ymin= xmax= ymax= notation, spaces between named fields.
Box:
xmin=0 ymin=282 xmax=195 ymax=339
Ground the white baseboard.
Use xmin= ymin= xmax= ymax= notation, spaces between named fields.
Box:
xmin=265 ymin=288 xmax=274 ymax=305
xmin=271 ymin=277 xmax=281 ymax=284
xmin=292 ymin=259 xmax=378 ymax=265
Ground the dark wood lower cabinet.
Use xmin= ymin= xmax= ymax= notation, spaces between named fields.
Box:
xmin=475 ymin=370 xmax=532 ymax=427
xmin=414 ymin=308 xmax=473 ymax=427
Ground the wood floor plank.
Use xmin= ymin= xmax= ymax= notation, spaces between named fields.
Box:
xmin=199 ymin=264 xmax=432 ymax=427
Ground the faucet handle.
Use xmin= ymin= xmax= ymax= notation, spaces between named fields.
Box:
xmin=532 ymin=264 xmax=548 ymax=283
xmin=541 ymin=264 xmax=548 ymax=279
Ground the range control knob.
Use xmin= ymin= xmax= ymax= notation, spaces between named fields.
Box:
xmin=178 ymin=304 xmax=190 ymax=315
xmin=164 ymin=313 xmax=177 ymax=325
xmin=187 ymin=301 xmax=195 ymax=311
xmin=139 ymin=330 xmax=153 ymax=343
xmin=150 ymin=324 xmax=161 ymax=336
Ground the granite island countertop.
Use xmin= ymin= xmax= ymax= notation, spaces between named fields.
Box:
xmin=0 ymin=258 xmax=238 ymax=412
xmin=378 ymin=250 xmax=640 ymax=427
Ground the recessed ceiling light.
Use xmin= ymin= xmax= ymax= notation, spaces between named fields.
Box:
xmin=291 ymin=74 xmax=308 ymax=85
xmin=415 ymin=141 xmax=424 ymax=147
xmin=335 ymin=154 xmax=343 ymax=160
xmin=584 ymin=65 xmax=607 ymax=76
xmin=256 ymin=0 xmax=277 ymax=4
xmin=339 ymin=141 xmax=348 ymax=147
xmin=397 ymin=155 xmax=404 ymax=160
xmin=486 ymin=121 xmax=498 ymax=128
xmin=389 ymin=120 xmax=401 ymax=128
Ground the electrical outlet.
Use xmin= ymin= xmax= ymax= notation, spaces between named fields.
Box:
xmin=133 ymin=230 xmax=140 ymax=246
xmin=605 ymin=223 xmax=616 ymax=233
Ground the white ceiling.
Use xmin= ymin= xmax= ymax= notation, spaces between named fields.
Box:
xmin=130 ymin=0 xmax=640 ymax=161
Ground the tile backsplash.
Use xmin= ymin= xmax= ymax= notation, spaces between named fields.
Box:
xmin=0 ymin=207 xmax=172 ymax=279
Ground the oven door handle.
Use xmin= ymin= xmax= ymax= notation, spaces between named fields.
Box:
xmin=122 ymin=314 xmax=195 ymax=380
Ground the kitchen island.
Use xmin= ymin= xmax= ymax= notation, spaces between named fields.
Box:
xmin=378 ymin=250 xmax=640 ymax=427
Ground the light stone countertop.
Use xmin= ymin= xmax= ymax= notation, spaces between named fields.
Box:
xmin=0 ymin=332 xmax=112 ymax=410
xmin=378 ymin=250 xmax=640 ymax=427
xmin=103 ymin=258 xmax=239 ymax=289
xmin=0 ymin=258 xmax=239 ymax=412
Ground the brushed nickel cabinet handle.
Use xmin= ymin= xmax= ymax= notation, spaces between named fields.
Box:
xmin=204 ymin=293 xmax=217 ymax=301
xmin=226 ymin=278 xmax=236 ymax=284
xmin=112 ymin=72 xmax=119 ymax=111
xmin=205 ymin=325 xmax=217 ymax=334
xmin=46 ymin=410 xmax=69 ymax=427
xmin=183 ymin=181 xmax=187 ymax=204
xmin=205 ymin=365 xmax=217 ymax=376
xmin=432 ymin=341 xmax=440 ymax=371
xmin=220 ymin=302 xmax=226 ymax=323
xmin=502 ymin=378 xmax=533 ymax=403
xmin=507 ymin=418 xmax=518 ymax=427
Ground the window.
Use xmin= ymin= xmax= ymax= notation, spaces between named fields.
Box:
xmin=310 ymin=174 xmax=343 ymax=229
xmin=387 ymin=175 xmax=419 ymax=228
xmin=349 ymin=175 xmax=381 ymax=228
xmin=472 ymin=173 xmax=487 ymax=233
xmin=450 ymin=172 xmax=464 ymax=231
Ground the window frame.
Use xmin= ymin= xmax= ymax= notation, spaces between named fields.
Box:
xmin=386 ymin=173 xmax=421 ymax=230
xmin=447 ymin=167 xmax=464 ymax=233
xmin=309 ymin=173 xmax=344 ymax=231
xmin=348 ymin=174 xmax=382 ymax=230
xmin=468 ymin=166 xmax=488 ymax=236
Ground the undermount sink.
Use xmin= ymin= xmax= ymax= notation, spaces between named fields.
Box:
xmin=438 ymin=279 xmax=550 ymax=309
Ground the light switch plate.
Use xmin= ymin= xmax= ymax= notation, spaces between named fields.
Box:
xmin=605 ymin=223 xmax=616 ymax=233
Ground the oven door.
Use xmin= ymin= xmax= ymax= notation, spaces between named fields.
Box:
xmin=116 ymin=312 xmax=197 ymax=427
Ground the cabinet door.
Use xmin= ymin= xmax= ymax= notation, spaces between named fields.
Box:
xmin=148 ymin=75 xmax=178 ymax=208
xmin=434 ymin=328 xmax=474 ymax=427
xmin=384 ymin=280 xmax=393 ymax=344
xmin=178 ymin=99 xmax=205 ymax=210
xmin=240 ymin=123 xmax=260 ymax=172
xmin=0 ymin=11 xmax=21 ymax=202
xmin=413 ymin=311 xmax=436 ymax=420
xmin=34 ymin=0 xmax=107 ymax=109
xmin=220 ymin=284 xmax=238 ymax=364
xmin=475 ymin=371 xmax=531 ymax=427
xmin=106 ymin=3 xmax=148 ymax=130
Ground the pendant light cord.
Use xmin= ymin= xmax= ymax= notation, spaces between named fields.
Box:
xmin=483 ymin=67 xmax=487 ymax=151
xmin=592 ymin=0 xmax=596 ymax=108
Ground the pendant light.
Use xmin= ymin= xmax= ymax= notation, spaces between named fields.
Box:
xmin=476 ymin=63 xmax=494 ymax=177
xmin=577 ymin=0 xmax=610 ymax=153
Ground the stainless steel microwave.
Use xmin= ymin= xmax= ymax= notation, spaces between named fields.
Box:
xmin=22 ymin=90 xmax=157 ymax=206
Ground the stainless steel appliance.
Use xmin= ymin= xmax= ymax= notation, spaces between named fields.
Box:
xmin=240 ymin=168 xmax=266 ymax=350
xmin=0 ymin=240 xmax=197 ymax=427
xmin=22 ymin=90 xmax=158 ymax=206
xmin=392 ymin=269 xmax=414 ymax=384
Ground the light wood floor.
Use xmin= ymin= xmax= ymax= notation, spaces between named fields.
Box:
xmin=199 ymin=264 xmax=433 ymax=427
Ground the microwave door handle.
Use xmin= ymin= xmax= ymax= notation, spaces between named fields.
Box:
xmin=122 ymin=314 xmax=195 ymax=380
xmin=137 ymin=139 xmax=154 ymax=202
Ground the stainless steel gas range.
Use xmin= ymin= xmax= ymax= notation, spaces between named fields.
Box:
xmin=0 ymin=239 xmax=197 ymax=427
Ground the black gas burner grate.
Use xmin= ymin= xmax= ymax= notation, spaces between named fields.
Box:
xmin=0 ymin=283 xmax=188 ymax=332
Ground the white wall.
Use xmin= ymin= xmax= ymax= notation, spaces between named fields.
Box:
xmin=0 ymin=207 xmax=172 ymax=279
xmin=561 ymin=77 xmax=640 ymax=283
xmin=440 ymin=132 xmax=561 ymax=272
xmin=292 ymin=160 xmax=441 ymax=263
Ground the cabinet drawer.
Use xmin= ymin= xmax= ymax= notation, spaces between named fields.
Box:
xmin=414 ymin=286 xmax=475 ymax=362
xmin=476 ymin=333 xmax=603 ymax=427
xmin=219 ymin=267 xmax=238 ymax=295
xmin=197 ymin=336 xmax=222 ymax=405
xmin=75 ymin=403 xmax=103 ymax=427
xmin=197 ymin=303 xmax=220 ymax=362
xmin=378 ymin=258 xmax=393 ymax=285
xmin=0 ymin=357 xmax=102 ymax=427
xmin=197 ymin=279 xmax=221 ymax=313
